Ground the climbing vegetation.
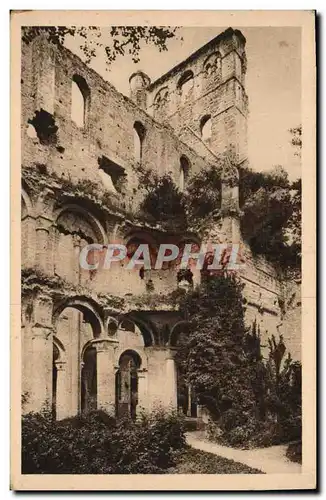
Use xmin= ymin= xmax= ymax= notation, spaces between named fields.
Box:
xmin=175 ymin=273 xmax=301 ymax=447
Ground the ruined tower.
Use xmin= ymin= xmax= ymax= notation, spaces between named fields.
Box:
xmin=147 ymin=28 xmax=248 ymax=165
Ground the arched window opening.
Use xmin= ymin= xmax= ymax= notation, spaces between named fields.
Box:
xmin=200 ymin=115 xmax=212 ymax=142
xmin=81 ymin=345 xmax=97 ymax=413
xmin=71 ymin=74 xmax=90 ymax=128
xmin=179 ymin=155 xmax=190 ymax=192
xmin=203 ymin=52 xmax=222 ymax=78
xmin=178 ymin=70 xmax=194 ymax=105
xmin=133 ymin=121 xmax=146 ymax=162
xmin=116 ymin=350 xmax=141 ymax=419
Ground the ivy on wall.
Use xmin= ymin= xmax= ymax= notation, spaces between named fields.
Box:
xmin=174 ymin=273 xmax=301 ymax=447
xmin=137 ymin=162 xmax=301 ymax=272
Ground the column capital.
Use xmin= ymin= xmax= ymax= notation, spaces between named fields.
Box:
xmin=55 ymin=360 xmax=66 ymax=371
xmin=31 ymin=324 xmax=53 ymax=340
xmin=72 ymin=233 xmax=82 ymax=248
xmin=32 ymin=294 xmax=53 ymax=328
xmin=92 ymin=337 xmax=119 ymax=352
xmin=36 ymin=216 xmax=53 ymax=232
xmin=166 ymin=348 xmax=177 ymax=360
xmin=137 ymin=368 xmax=148 ymax=377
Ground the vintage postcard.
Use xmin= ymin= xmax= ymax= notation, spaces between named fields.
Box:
xmin=11 ymin=10 xmax=316 ymax=490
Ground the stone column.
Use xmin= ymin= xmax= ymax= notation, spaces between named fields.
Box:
xmin=220 ymin=160 xmax=241 ymax=247
xmin=187 ymin=384 xmax=192 ymax=417
xmin=165 ymin=351 xmax=177 ymax=410
xmin=28 ymin=325 xmax=53 ymax=413
xmin=137 ymin=369 xmax=148 ymax=417
xmin=72 ymin=234 xmax=81 ymax=286
xmin=26 ymin=294 xmax=54 ymax=413
xmin=22 ymin=216 xmax=36 ymax=268
xmin=35 ymin=216 xmax=53 ymax=274
xmin=94 ymin=339 xmax=118 ymax=416
xmin=55 ymin=360 xmax=69 ymax=420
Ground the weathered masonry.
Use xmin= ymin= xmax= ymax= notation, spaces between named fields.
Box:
xmin=21 ymin=28 xmax=301 ymax=421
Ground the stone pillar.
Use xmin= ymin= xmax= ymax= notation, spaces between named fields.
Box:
xmin=165 ymin=352 xmax=177 ymax=410
xmin=35 ymin=216 xmax=53 ymax=274
xmin=137 ymin=369 xmax=148 ymax=416
xmin=94 ymin=339 xmax=118 ymax=416
xmin=220 ymin=160 xmax=241 ymax=246
xmin=26 ymin=294 xmax=54 ymax=413
xmin=22 ymin=216 xmax=36 ymax=268
xmin=72 ymin=234 xmax=81 ymax=286
xmin=187 ymin=384 xmax=192 ymax=417
xmin=28 ymin=325 xmax=53 ymax=413
xmin=55 ymin=360 xmax=70 ymax=420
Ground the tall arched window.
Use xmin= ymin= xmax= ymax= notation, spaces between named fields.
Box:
xmin=200 ymin=115 xmax=212 ymax=142
xmin=133 ymin=121 xmax=146 ymax=162
xmin=178 ymin=70 xmax=194 ymax=105
xmin=71 ymin=74 xmax=90 ymax=128
xmin=179 ymin=155 xmax=190 ymax=192
xmin=116 ymin=350 xmax=142 ymax=419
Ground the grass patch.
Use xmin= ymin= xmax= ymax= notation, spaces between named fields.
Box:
xmin=169 ymin=446 xmax=263 ymax=474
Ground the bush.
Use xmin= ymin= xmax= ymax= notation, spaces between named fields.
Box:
xmin=22 ymin=409 xmax=185 ymax=474
xmin=286 ymin=441 xmax=302 ymax=464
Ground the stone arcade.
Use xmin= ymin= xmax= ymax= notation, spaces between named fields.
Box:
xmin=21 ymin=28 xmax=301 ymax=421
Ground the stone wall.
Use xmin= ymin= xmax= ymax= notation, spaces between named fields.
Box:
xmin=146 ymin=28 xmax=248 ymax=163
xmin=22 ymin=35 xmax=209 ymax=216
xmin=21 ymin=28 xmax=301 ymax=421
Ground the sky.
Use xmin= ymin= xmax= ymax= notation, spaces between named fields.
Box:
xmin=65 ymin=26 xmax=301 ymax=181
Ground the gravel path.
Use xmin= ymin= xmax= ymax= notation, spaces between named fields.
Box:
xmin=186 ymin=432 xmax=301 ymax=474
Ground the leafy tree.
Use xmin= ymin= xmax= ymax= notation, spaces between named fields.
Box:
xmin=175 ymin=273 xmax=259 ymax=443
xmin=239 ymin=164 xmax=301 ymax=270
xmin=137 ymin=169 xmax=186 ymax=227
xmin=265 ymin=336 xmax=301 ymax=429
xmin=289 ymin=125 xmax=302 ymax=157
xmin=184 ymin=164 xmax=222 ymax=222
xmin=22 ymin=26 xmax=178 ymax=67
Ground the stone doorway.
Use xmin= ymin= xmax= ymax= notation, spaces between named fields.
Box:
xmin=81 ymin=345 xmax=97 ymax=412
xmin=115 ymin=350 xmax=141 ymax=419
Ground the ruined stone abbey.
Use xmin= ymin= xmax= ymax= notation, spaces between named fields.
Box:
xmin=21 ymin=27 xmax=301 ymax=421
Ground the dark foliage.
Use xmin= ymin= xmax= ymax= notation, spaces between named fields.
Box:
xmin=22 ymin=409 xmax=185 ymax=474
xmin=175 ymin=274 xmax=301 ymax=448
xmin=170 ymin=446 xmax=262 ymax=474
xmin=184 ymin=165 xmax=222 ymax=221
xmin=239 ymin=165 xmax=301 ymax=270
xmin=175 ymin=273 xmax=259 ymax=445
xmin=137 ymin=169 xmax=187 ymax=228
xmin=286 ymin=441 xmax=302 ymax=464
xmin=22 ymin=26 xmax=178 ymax=66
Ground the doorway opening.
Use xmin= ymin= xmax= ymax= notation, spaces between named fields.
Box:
xmin=116 ymin=350 xmax=141 ymax=419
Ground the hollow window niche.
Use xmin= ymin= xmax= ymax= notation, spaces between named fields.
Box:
xmin=133 ymin=121 xmax=146 ymax=163
xmin=200 ymin=115 xmax=212 ymax=142
xmin=178 ymin=70 xmax=194 ymax=105
xmin=71 ymin=75 xmax=90 ymax=128
xmin=179 ymin=155 xmax=190 ymax=192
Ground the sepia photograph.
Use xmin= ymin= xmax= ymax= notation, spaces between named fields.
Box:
xmin=11 ymin=10 xmax=316 ymax=491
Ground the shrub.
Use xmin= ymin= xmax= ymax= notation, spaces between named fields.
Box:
xmin=22 ymin=409 xmax=185 ymax=474
xmin=286 ymin=441 xmax=302 ymax=464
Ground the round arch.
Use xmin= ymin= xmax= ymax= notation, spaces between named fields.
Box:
xmin=169 ymin=320 xmax=190 ymax=347
xmin=53 ymin=297 xmax=104 ymax=338
xmin=54 ymin=204 xmax=107 ymax=245
xmin=53 ymin=335 xmax=66 ymax=361
xmin=177 ymin=70 xmax=194 ymax=90
xmin=124 ymin=314 xmax=156 ymax=347
xmin=21 ymin=187 xmax=34 ymax=219
xmin=118 ymin=349 xmax=142 ymax=369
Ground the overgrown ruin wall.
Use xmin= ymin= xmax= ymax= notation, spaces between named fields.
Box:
xmin=21 ymin=28 xmax=301 ymax=419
